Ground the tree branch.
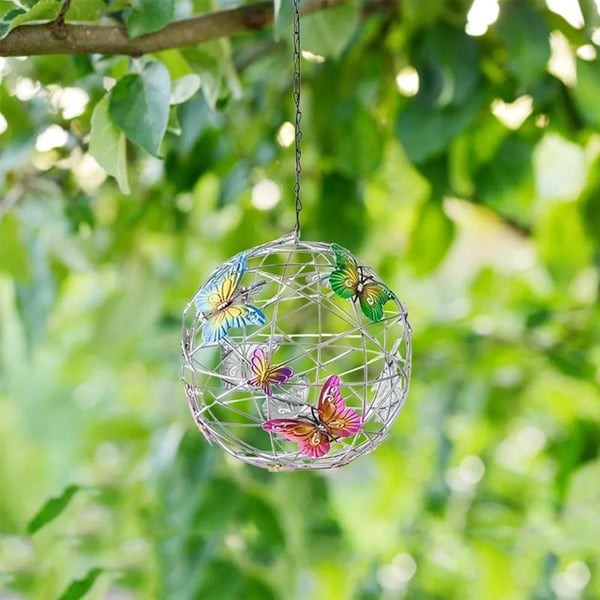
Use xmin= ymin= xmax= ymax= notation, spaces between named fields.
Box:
xmin=0 ymin=0 xmax=349 ymax=57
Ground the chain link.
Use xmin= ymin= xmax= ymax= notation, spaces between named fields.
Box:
xmin=292 ymin=0 xmax=303 ymax=240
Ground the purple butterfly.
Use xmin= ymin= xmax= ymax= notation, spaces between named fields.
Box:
xmin=247 ymin=347 xmax=293 ymax=396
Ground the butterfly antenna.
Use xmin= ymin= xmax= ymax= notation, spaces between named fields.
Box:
xmin=239 ymin=279 xmax=266 ymax=302
xmin=310 ymin=404 xmax=320 ymax=423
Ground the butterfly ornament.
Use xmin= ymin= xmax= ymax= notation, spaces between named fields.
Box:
xmin=329 ymin=244 xmax=394 ymax=322
xmin=247 ymin=347 xmax=294 ymax=396
xmin=219 ymin=337 xmax=283 ymax=390
xmin=194 ymin=253 xmax=266 ymax=342
xmin=262 ymin=375 xmax=362 ymax=458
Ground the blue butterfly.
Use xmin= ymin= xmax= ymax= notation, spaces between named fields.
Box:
xmin=194 ymin=253 xmax=266 ymax=342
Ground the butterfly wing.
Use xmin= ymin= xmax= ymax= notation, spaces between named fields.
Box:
xmin=329 ymin=244 xmax=361 ymax=300
xmin=358 ymin=281 xmax=394 ymax=322
xmin=267 ymin=364 xmax=294 ymax=386
xmin=248 ymin=347 xmax=269 ymax=383
xmin=317 ymin=375 xmax=362 ymax=438
xmin=248 ymin=348 xmax=294 ymax=395
xmin=194 ymin=253 xmax=247 ymax=314
xmin=201 ymin=303 xmax=265 ymax=342
xmin=262 ymin=418 xmax=330 ymax=457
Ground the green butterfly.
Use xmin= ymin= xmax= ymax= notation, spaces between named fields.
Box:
xmin=329 ymin=244 xmax=394 ymax=322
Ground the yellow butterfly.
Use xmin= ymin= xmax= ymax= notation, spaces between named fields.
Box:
xmin=194 ymin=254 xmax=265 ymax=342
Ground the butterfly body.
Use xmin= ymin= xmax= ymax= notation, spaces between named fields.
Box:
xmin=217 ymin=298 xmax=232 ymax=312
xmin=262 ymin=375 xmax=362 ymax=458
xmin=247 ymin=347 xmax=293 ymax=396
xmin=194 ymin=253 xmax=266 ymax=342
xmin=329 ymin=243 xmax=393 ymax=322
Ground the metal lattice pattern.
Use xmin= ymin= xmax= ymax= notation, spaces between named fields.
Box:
xmin=181 ymin=235 xmax=411 ymax=471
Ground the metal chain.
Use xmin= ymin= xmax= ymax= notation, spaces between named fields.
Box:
xmin=292 ymin=0 xmax=303 ymax=240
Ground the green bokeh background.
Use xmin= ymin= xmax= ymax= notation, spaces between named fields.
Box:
xmin=1 ymin=1 xmax=600 ymax=598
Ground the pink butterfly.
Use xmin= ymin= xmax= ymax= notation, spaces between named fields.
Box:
xmin=262 ymin=375 xmax=362 ymax=458
xmin=247 ymin=347 xmax=294 ymax=396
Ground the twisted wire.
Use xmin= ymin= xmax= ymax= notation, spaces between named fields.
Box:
xmin=292 ymin=0 xmax=303 ymax=240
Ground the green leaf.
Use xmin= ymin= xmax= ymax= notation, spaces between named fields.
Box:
xmin=565 ymin=459 xmax=600 ymax=510
xmin=562 ymin=460 xmax=600 ymax=551
xmin=495 ymin=2 xmax=550 ymax=86
xmin=108 ymin=61 xmax=171 ymax=157
xmin=197 ymin=560 xmax=243 ymax=600
xmin=27 ymin=484 xmax=81 ymax=534
xmin=6 ymin=0 xmax=60 ymax=34
xmin=535 ymin=202 xmax=592 ymax=283
xmin=579 ymin=0 xmax=600 ymax=34
xmin=126 ymin=0 xmax=174 ymax=37
xmin=58 ymin=568 xmax=103 ymax=600
xmin=316 ymin=172 xmax=366 ymax=249
xmin=416 ymin=23 xmax=479 ymax=108
xmin=475 ymin=135 xmax=535 ymax=226
xmin=156 ymin=49 xmax=194 ymax=79
xmin=401 ymin=0 xmax=445 ymax=27
xmin=573 ymin=58 xmax=600 ymax=129
xmin=396 ymin=94 xmax=481 ymax=164
xmin=473 ymin=541 xmax=520 ymax=600
xmin=314 ymin=94 xmax=383 ymax=178
xmin=0 ymin=213 xmax=32 ymax=281
xmin=170 ymin=74 xmax=201 ymax=105
xmin=408 ymin=198 xmax=455 ymax=275
xmin=238 ymin=576 xmax=278 ymax=600
xmin=65 ymin=194 xmax=96 ymax=230
xmin=580 ymin=154 xmax=600 ymax=244
xmin=342 ymin=106 xmax=384 ymax=177
xmin=551 ymin=421 xmax=600 ymax=501
xmin=273 ymin=0 xmax=293 ymax=41
xmin=302 ymin=2 xmax=359 ymax=58
xmin=64 ymin=0 xmax=105 ymax=21
xmin=193 ymin=478 xmax=243 ymax=532
xmin=89 ymin=94 xmax=131 ymax=194
xmin=184 ymin=41 xmax=240 ymax=109
xmin=195 ymin=54 xmax=221 ymax=110
xmin=167 ymin=108 xmax=181 ymax=135
xmin=468 ymin=114 xmax=510 ymax=168
xmin=0 ymin=1 xmax=19 ymax=19
xmin=449 ymin=133 xmax=474 ymax=197
xmin=0 ymin=7 xmax=24 ymax=38
xmin=244 ymin=494 xmax=285 ymax=561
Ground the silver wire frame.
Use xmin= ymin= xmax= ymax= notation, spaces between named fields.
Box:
xmin=181 ymin=233 xmax=412 ymax=471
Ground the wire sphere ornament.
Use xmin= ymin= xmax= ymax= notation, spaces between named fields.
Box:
xmin=181 ymin=234 xmax=411 ymax=471
xmin=181 ymin=0 xmax=410 ymax=470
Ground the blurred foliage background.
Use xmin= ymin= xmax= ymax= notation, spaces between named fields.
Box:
xmin=1 ymin=0 xmax=600 ymax=598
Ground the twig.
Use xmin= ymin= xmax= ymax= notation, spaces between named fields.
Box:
xmin=54 ymin=0 xmax=72 ymax=29
xmin=51 ymin=0 xmax=72 ymax=39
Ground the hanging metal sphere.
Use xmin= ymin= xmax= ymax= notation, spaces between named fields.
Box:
xmin=181 ymin=234 xmax=411 ymax=471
